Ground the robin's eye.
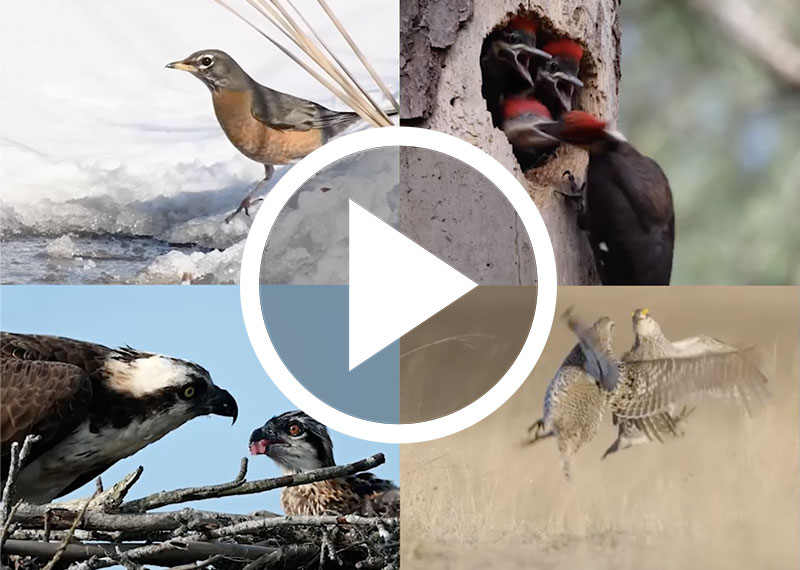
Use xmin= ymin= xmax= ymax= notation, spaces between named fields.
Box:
xmin=200 ymin=56 xmax=213 ymax=67
xmin=288 ymin=423 xmax=302 ymax=436
xmin=182 ymin=386 xmax=196 ymax=399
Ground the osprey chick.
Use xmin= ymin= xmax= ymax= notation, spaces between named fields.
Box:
xmin=1 ymin=332 xmax=238 ymax=503
xmin=249 ymin=411 xmax=399 ymax=517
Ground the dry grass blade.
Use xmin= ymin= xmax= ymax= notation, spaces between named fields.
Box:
xmin=211 ymin=0 xmax=393 ymax=127
xmin=400 ymin=333 xmax=496 ymax=359
xmin=315 ymin=0 xmax=399 ymax=111
xmin=211 ymin=0 xmax=372 ymax=123
xmin=254 ymin=0 xmax=389 ymax=124
xmin=283 ymin=0 xmax=390 ymax=121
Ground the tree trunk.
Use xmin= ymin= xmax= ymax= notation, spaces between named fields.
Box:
xmin=401 ymin=0 xmax=621 ymax=284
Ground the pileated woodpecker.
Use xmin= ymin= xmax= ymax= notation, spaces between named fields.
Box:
xmin=480 ymin=16 xmax=552 ymax=128
xmin=536 ymin=39 xmax=584 ymax=118
xmin=501 ymin=97 xmax=559 ymax=169
xmin=538 ymin=111 xmax=675 ymax=285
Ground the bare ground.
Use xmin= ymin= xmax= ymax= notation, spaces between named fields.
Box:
xmin=401 ymin=287 xmax=800 ymax=569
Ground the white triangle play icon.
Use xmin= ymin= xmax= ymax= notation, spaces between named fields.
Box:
xmin=349 ymin=200 xmax=478 ymax=370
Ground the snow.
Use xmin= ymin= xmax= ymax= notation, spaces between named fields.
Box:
xmin=0 ymin=0 xmax=399 ymax=284
xmin=45 ymin=235 xmax=76 ymax=259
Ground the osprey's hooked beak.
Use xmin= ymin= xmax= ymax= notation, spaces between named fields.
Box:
xmin=201 ymin=386 xmax=238 ymax=424
xmin=248 ymin=425 xmax=283 ymax=455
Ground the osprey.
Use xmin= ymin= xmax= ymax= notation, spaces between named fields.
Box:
xmin=0 ymin=332 xmax=238 ymax=503
xmin=249 ymin=411 xmax=399 ymax=517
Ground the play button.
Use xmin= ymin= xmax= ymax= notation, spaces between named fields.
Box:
xmin=348 ymin=200 xmax=477 ymax=370
xmin=241 ymin=127 xmax=557 ymax=443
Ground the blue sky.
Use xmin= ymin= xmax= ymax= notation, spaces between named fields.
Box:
xmin=0 ymin=286 xmax=399 ymax=514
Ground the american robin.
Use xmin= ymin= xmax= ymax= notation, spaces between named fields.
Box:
xmin=167 ymin=49 xmax=363 ymax=223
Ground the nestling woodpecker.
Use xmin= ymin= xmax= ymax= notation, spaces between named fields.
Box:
xmin=480 ymin=16 xmax=552 ymax=128
xmin=501 ymin=97 xmax=559 ymax=170
xmin=538 ymin=111 xmax=675 ymax=285
xmin=536 ymin=39 xmax=584 ymax=118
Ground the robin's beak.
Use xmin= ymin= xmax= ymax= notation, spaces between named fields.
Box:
xmin=166 ymin=60 xmax=198 ymax=73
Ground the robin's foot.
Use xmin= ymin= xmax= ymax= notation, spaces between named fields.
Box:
xmin=224 ymin=177 xmax=270 ymax=224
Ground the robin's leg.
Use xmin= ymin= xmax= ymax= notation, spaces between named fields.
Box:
xmin=225 ymin=164 xmax=275 ymax=224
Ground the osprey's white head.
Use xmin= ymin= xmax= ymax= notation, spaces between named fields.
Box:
xmin=104 ymin=350 xmax=238 ymax=423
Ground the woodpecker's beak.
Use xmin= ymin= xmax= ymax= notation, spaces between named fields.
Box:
xmin=166 ymin=60 xmax=198 ymax=73
xmin=201 ymin=386 xmax=238 ymax=424
xmin=551 ymin=70 xmax=584 ymax=87
xmin=496 ymin=42 xmax=552 ymax=87
xmin=503 ymin=116 xmax=560 ymax=149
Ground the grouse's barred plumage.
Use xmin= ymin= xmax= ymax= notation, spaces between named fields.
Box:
xmin=526 ymin=317 xmax=615 ymax=479
xmin=527 ymin=309 xmax=769 ymax=478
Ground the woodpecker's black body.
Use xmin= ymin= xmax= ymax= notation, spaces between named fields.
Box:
xmin=581 ymin=140 xmax=674 ymax=284
xmin=541 ymin=112 xmax=675 ymax=285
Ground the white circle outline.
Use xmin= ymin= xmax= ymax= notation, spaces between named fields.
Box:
xmin=240 ymin=126 xmax=557 ymax=444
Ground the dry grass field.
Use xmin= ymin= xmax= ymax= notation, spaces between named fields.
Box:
xmin=401 ymin=287 xmax=799 ymax=569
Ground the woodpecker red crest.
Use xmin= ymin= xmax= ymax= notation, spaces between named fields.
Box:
xmin=506 ymin=16 xmax=538 ymax=35
xmin=503 ymin=98 xmax=553 ymax=121
xmin=542 ymin=39 xmax=584 ymax=62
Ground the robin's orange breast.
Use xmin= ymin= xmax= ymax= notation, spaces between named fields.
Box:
xmin=211 ymin=89 xmax=324 ymax=166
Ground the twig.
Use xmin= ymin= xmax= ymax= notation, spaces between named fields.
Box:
xmin=1 ymin=434 xmax=41 ymax=523
xmin=11 ymin=506 xmax=258 ymax=535
xmin=54 ymin=467 xmax=144 ymax=512
xmin=42 ymin=492 xmax=96 ymax=570
xmin=240 ymin=551 xmax=280 ymax=570
xmin=167 ymin=554 xmax=225 ymax=570
xmin=120 ymin=453 xmax=385 ymax=513
xmin=207 ymin=515 xmax=398 ymax=539
xmin=66 ymin=556 xmax=118 ymax=570
xmin=3 ymin=539 xmax=318 ymax=566
xmin=0 ymin=499 xmax=22 ymax=547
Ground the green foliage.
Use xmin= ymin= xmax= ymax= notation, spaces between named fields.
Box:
xmin=619 ymin=2 xmax=800 ymax=284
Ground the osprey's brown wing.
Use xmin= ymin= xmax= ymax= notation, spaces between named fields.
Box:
xmin=347 ymin=473 xmax=399 ymax=517
xmin=0 ymin=333 xmax=100 ymax=478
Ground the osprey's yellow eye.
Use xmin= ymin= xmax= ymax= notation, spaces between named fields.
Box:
xmin=288 ymin=423 xmax=302 ymax=436
xmin=183 ymin=386 xmax=196 ymax=398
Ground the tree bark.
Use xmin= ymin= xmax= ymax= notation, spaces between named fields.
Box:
xmin=401 ymin=0 xmax=621 ymax=284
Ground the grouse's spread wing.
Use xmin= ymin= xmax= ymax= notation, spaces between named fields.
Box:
xmin=251 ymin=84 xmax=359 ymax=132
xmin=346 ymin=472 xmax=399 ymax=517
xmin=616 ymin=349 xmax=768 ymax=419
xmin=670 ymin=335 xmax=736 ymax=357
xmin=1 ymin=355 xmax=93 ymax=478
